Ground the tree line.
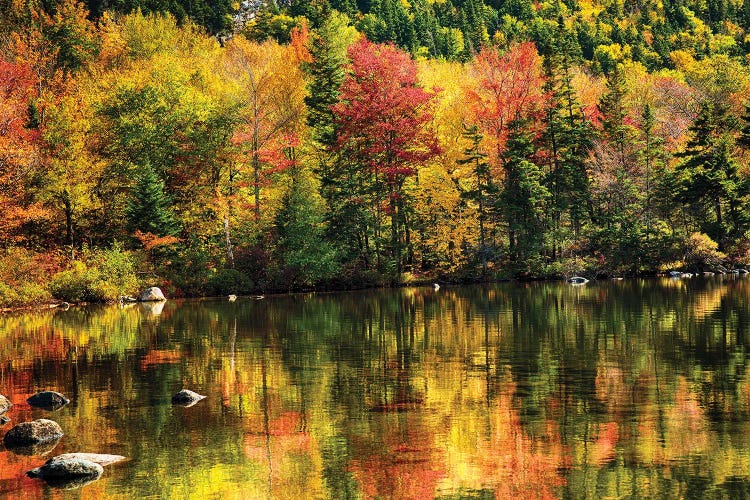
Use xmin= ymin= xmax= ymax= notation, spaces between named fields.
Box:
xmin=1 ymin=1 xmax=750 ymax=304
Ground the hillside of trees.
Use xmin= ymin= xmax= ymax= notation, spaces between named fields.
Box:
xmin=2 ymin=0 xmax=750 ymax=305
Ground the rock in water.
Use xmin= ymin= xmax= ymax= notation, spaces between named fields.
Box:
xmin=3 ymin=419 xmax=63 ymax=447
xmin=27 ymin=391 xmax=69 ymax=410
xmin=567 ymin=276 xmax=589 ymax=285
xmin=171 ymin=389 xmax=206 ymax=407
xmin=139 ymin=287 xmax=166 ymax=302
xmin=0 ymin=394 xmax=12 ymax=414
xmin=27 ymin=457 xmax=103 ymax=482
xmin=53 ymin=453 xmax=127 ymax=466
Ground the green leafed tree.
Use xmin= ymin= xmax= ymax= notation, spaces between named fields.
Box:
xmin=273 ymin=165 xmax=340 ymax=289
xmin=500 ymin=118 xmax=549 ymax=274
xmin=676 ymin=103 xmax=749 ymax=250
xmin=125 ymin=164 xmax=180 ymax=238
xmin=457 ymin=123 xmax=495 ymax=276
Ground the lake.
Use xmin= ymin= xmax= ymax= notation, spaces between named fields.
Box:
xmin=1 ymin=277 xmax=750 ymax=498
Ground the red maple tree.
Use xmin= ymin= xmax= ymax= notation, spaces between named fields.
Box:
xmin=468 ymin=42 xmax=547 ymax=161
xmin=332 ymin=39 xmax=440 ymax=272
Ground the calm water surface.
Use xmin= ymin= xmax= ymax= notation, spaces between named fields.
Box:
xmin=1 ymin=278 xmax=750 ymax=498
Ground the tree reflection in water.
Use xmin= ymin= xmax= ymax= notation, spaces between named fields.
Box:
xmin=0 ymin=278 xmax=749 ymax=497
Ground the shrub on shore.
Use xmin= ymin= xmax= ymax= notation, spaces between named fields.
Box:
xmin=49 ymin=246 xmax=140 ymax=303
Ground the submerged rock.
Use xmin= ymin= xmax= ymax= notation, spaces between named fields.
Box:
xmin=27 ymin=457 xmax=104 ymax=480
xmin=171 ymin=389 xmax=206 ymax=407
xmin=53 ymin=453 xmax=127 ymax=466
xmin=139 ymin=287 xmax=166 ymax=302
xmin=27 ymin=391 xmax=70 ymax=411
xmin=0 ymin=394 xmax=12 ymax=414
xmin=28 ymin=456 xmax=104 ymax=489
xmin=3 ymin=419 xmax=63 ymax=448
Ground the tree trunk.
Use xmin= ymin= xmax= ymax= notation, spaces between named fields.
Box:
xmin=224 ymin=216 xmax=235 ymax=269
xmin=391 ymin=194 xmax=401 ymax=275
xmin=715 ymin=196 xmax=724 ymax=250
xmin=63 ymin=189 xmax=74 ymax=256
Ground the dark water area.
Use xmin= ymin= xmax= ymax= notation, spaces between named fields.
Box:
xmin=1 ymin=277 xmax=750 ymax=498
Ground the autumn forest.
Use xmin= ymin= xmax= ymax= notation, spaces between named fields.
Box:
xmin=2 ymin=0 xmax=750 ymax=305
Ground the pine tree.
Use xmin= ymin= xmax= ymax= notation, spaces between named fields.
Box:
xmin=125 ymin=164 xmax=180 ymax=237
xmin=640 ymin=103 xmax=665 ymax=241
xmin=273 ymin=159 xmax=339 ymax=289
xmin=457 ymin=124 xmax=495 ymax=275
xmin=500 ymin=118 xmax=549 ymax=273
xmin=676 ymin=103 xmax=747 ymax=249
xmin=304 ymin=13 xmax=358 ymax=149
xmin=541 ymin=22 xmax=594 ymax=261
xmin=598 ymin=64 xmax=633 ymax=159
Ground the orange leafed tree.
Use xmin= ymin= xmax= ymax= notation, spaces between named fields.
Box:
xmin=0 ymin=59 xmax=48 ymax=243
xmin=467 ymin=42 xmax=547 ymax=163
xmin=223 ymin=38 xmax=306 ymax=224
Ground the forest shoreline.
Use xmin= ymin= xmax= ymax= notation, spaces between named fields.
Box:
xmin=0 ymin=270 xmax=696 ymax=313
xmin=4 ymin=7 xmax=750 ymax=306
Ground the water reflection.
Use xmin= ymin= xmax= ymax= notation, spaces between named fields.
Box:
xmin=0 ymin=278 xmax=749 ymax=497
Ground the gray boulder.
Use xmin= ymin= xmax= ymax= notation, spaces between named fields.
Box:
xmin=567 ymin=276 xmax=589 ymax=285
xmin=171 ymin=389 xmax=206 ymax=407
xmin=0 ymin=394 xmax=12 ymax=414
xmin=139 ymin=287 xmax=166 ymax=302
xmin=27 ymin=391 xmax=69 ymax=411
xmin=3 ymin=419 xmax=63 ymax=447
xmin=54 ymin=453 xmax=127 ymax=466
xmin=27 ymin=457 xmax=103 ymax=480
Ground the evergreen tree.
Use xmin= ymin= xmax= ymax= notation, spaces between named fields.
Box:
xmin=598 ymin=64 xmax=633 ymax=158
xmin=640 ymin=103 xmax=666 ymax=240
xmin=676 ymin=103 xmax=748 ymax=249
xmin=25 ymin=99 xmax=40 ymax=129
xmin=273 ymin=162 xmax=339 ymax=289
xmin=125 ymin=164 xmax=180 ymax=237
xmin=304 ymin=17 xmax=349 ymax=147
xmin=460 ymin=0 xmax=489 ymax=56
xmin=500 ymin=118 xmax=550 ymax=273
xmin=541 ymin=23 xmax=594 ymax=262
xmin=457 ymin=124 xmax=496 ymax=275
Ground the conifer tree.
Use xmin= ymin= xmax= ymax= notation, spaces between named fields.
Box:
xmin=640 ymin=103 xmax=665 ymax=240
xmin=304 ymin=17 xmax=349 ymax=148
xmin=273 ymin=155 xmax=339 ymax=288
xmin=500 ymin=118 xmax=549 ymax=272
xmin=598 ymin=64 xmax=632 ymax=160
xmin=676 ymin=103 xmax=748 ymax=249
xmin=457 ymin=124 xmax=495 ymax=275
xmin=125 ymin=164 xmax=180 ymax=238
xmin=541 ymin=22 xmax=594 ymax=261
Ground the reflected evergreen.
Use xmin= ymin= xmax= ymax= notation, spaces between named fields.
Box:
xmin=0 ymin=279 xmax=749 ymax=496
